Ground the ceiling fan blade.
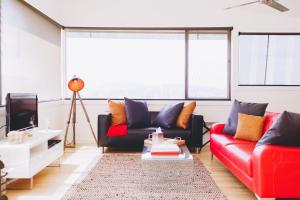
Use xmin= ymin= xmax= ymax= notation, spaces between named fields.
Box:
xmin=265 ymin=0 xmax=289 ymax=12
xmin=225 ymin=0 xmax=259 ymax=10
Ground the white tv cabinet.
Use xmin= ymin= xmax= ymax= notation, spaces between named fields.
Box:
xmin=0 ymin=129 xmax=64 ymax=188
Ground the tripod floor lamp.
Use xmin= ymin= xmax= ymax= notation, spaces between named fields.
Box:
xmin=64 ymin=76 xmax=97 ymax=148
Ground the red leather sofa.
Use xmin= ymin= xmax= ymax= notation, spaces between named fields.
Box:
xmin=210 ymin=112 xmax=300 ymax=199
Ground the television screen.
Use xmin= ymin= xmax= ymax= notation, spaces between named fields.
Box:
xmin=6 ymin=93 xmax=38 ymax=134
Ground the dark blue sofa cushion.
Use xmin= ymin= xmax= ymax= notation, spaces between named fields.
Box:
xmin=124 ymin=97 xmax=150 ymax=128
xmin=152 ymin=103 xmax=184 ymax=129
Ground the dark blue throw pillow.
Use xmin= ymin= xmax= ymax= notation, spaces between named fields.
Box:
xmin=152 ymin=103 xmax=184 ymax=129
xmin=257 ymin=111 xmax=300 ymax=147
xmin=223 ymin=99 xmax=268 ymax=135
xmin=124 ymin=97 xmax=150 ymax=128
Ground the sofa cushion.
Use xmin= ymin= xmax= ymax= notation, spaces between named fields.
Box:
xmin=127 ymin=127 xmax=191 ymax=138
xmin=124 ymin=97 xmax=150 ymax=128
xmin=234 ymin=113 xmax=265 ymax=142
xmin=152 ymin=103 xmax=184 ymax=129
xmin=257 ymin=111 xmax=300 ymax=147
xmin=107 ymin=134 xmax=148 ymax=147
xmin=108 ymin=100 xmax=127 ymax=125
xmin=127 ymin=127 xmax=157 ymax=135
xmin=223 ymin=143 xmax=256 ymax=177
xmin=210 ymin=132 xmax=253 ymax=152
xmin=223 ymin=99 xmax=268 ymax=135
xmin=211 ymin=133 xmax=235 ymax=151
xmin=107 ymin=125 xmax=128 ymax=137
xmin=176 ymin=101 xmax=196 ymax=129
xmin=162 ymin=129 xmax=191 ymax=140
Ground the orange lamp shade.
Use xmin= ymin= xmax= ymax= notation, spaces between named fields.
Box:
xmin=68 ymin=77 xmax=84 ymax=92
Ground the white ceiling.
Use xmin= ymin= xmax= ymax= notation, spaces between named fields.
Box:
xmin=24 ymin=0 xmax=300 ymax=27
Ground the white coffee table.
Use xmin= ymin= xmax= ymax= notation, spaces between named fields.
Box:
xmin=141 ymin=144 xmax=193 ymax=161
xmin=141 ymin=144 xmax=194 ymax=186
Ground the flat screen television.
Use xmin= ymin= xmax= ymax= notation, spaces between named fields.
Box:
xmin=6 ymin=93 xmax=38 ymax=134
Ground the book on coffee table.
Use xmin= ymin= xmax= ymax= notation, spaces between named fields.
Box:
xmin=151 ymin=144 xmax=180 ymax=156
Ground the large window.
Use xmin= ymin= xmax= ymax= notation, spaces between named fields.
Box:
xmin=239 ymin=33 xmax=300 ymax=86
xmin=188 ymin=32 xmax=229 ymax=99
xmin=65 ymin=29 xmax=231 ymax=100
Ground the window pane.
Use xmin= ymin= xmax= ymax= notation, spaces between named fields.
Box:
xmin=266 ymin=35 xmax=300 ymax=85
xmin=239 ymin=35 xmax=268 ymax=85
xmin=66 ymin=31 xmax=185 ymax=99
xmin=188 ymin=33 xmax=229 ymax=99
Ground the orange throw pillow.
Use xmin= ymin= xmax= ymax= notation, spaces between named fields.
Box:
xmin=176 ymin=101 xmax=196 ymax=129
xmin=235 ymin=113 xmax=265 ymax=142
xmin=108 ymin=100 xmax=127 ymax=125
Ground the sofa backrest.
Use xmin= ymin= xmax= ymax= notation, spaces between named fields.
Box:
xmin=148 ymin=111 xmax=195 ymax=129
xmin=263 ymin=112 xmax=280 ymax=134
xmin=149 ymin=111 xmax=159 ymax=124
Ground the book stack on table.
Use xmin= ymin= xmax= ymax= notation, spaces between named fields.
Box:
xmin=150 ymin=143 xmax=181 ymax=156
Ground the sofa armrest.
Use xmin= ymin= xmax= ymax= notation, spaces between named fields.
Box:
xmin=252 ymin=145 xmax=300 ymax=198
xmin=210 ymin=123 xmax=225 ymax=135
xmin=189 ymin=114 xmax=204 ymax=147
xmin=97 ymin=113 xmax=112 ymax=147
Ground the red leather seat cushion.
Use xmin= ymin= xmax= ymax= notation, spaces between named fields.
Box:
xmin=211 ymin=133 xmax=235 ymax=152
xmin=223 ymin=143 xmax=256 ymax=177
xmin=107 ymin=125 xmax=128 ymax=137
xmin=211 ymin=132 xmax=256 ymax=177
xmin=210 ymin=133 xmax=253 ymax=152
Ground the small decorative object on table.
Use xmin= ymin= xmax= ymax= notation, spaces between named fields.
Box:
xmin=7 ymin=130 xmax=32 ymax=144
xmin=144 ymin=137 xmax=185 ymax=147
xmin=144 ymin=127 xmax=186 ymax=147
xmin=148 ymin=127 xmax=164 ymax=145
xmin=145 ymin=128 xmax=182 ymax=157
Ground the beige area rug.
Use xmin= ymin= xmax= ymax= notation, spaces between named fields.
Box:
xmin=63 ymin=154 xmax=227 ymax=200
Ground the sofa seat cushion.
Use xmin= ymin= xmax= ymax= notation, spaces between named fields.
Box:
xmin=127 ymin=127 xmax=191 ymax=139
xmin=210 ymin=133 xmax=251 ymax=152
xmin=162 ymin=129 xmax=191 ymax=140
xmin=127 ymin=127 xmax=157 ymax=135
xmin=223 ymin=143 xmax=256 ymax=177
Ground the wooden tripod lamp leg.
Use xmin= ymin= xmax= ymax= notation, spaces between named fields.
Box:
xmin=77 ymin=92 xmax=98 ymax=145
xmin=71 ymin=92 xmax=77 ymax=147
xmin=64 ymin=92 xmax=76 ymax=148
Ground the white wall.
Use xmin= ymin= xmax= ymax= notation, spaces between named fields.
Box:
xmin=0 ymin=0 xmax=64 ymax=139
xmin=0 ymin=108 xmax=6 ymax=140
xmin=7 ymin=0 xmax=300 ymax=144
xmin=1 ymin=0 xmax=62 ymax=102
xmin=59 ymin=2 xmax=300 ymax=144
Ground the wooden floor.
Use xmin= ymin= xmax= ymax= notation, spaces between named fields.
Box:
xmin=6 ymin=144 xmax=256 ymax=200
